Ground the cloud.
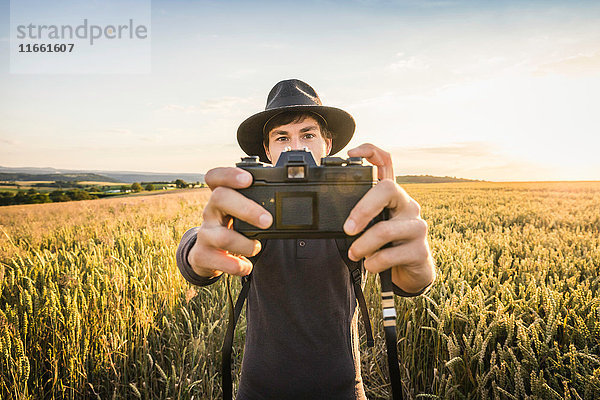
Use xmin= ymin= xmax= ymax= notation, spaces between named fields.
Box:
xmin=106 ymin=128 xmax=132 ymax=136
xmin=159 ymin=104 xmax=197 ymax=113
xmin=258 ymin=42 xmax=287 ymax=50
xmin=466 ymin=160 xmax=554 ymax=178
xmin=195 ymin=33 xmax=220 ymax=40
xmin=449 ymin=55 xmax=513 ymax=77
xmin=139 ymin=134 xmax=164 ymax=143
xmin=415 ymin=0 xmax=461 ymax=7
xmin=354 ymin=0 xmax=459 ymax=7
xmin=0 ymin=138 xmax=20 ymax=145
xmin=224 ymin=69 xmax=257 ymax=79
xmin=533 ymin=52 xmax=600 ymax=77
xmin=157 ymin=96 xmax=253 ymax=114
xmin=397 ymin=142 xmax=493 ymax=157
xmin=389 ymin=142 xmax=556 ymax=181
xmin=200 ymin=96 xmax=252 ymax=110
xmin=387 ymin=52 xmax=430 ymax=71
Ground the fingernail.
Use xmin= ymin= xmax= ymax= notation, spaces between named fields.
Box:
xmin=237 ymin=173 xmax=251 ymax=185
xmin=348 ymin=248 xmax=357 ymax=261
xmin=344 ymin=219 xmax=356 ymax=235
xmin=259 ymin=213 xmax=272 ymax=228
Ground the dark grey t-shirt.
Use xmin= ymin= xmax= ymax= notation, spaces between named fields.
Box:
xmin=176 ymin=228 xmax=423 ymax=399
xmin=239 ymin=237 xmax=365 ymax=399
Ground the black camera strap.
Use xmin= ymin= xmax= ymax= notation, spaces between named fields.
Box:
xmin=335 ymin=238 xmax=374 ymax=347
xmin=379 ymin=268 xmax=403 ymax=400
xmin=222 ymin=273 xmax=251 ymax=400
xmin=336 ymin=238 xmax=404 ymax=399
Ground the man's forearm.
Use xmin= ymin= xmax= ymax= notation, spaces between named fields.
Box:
xmin=176 ymin=227 xmax=223 ymax=286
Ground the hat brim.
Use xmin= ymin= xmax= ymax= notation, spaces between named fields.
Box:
xmin=237 ymin=105 xmax=356 ymax=164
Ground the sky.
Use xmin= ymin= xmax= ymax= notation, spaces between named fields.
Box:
xmin=1 ymin=0 xmax=599 ymax=181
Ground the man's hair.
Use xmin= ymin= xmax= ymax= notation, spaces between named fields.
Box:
xmin=263 ymin=111 xmax=333 ymax=149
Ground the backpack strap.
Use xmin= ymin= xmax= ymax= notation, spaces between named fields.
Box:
xmin=335 ymin=238 xmax=374 ymax=347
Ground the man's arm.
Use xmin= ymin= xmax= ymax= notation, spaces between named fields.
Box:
xmin=343 ymin=143 xmax=436 ymax=296
xmin=176 ymin=167 xmax=273 ymax=285
xmin=176 ymin=227 xmax=222 ymax=286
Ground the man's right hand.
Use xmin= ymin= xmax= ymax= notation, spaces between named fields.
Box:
xmin=187 ymin=167 xmax=273 ymax=278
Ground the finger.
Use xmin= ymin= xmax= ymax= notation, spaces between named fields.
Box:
xmin=363 ymin=240 xmax=430 ymax=274
xmin=348 ymin=218 xmax=428 ymax=261
xmin=343 ymin=180 xmax=411 ymax=236
xmin=347 ymin=143 xmax=394 ymax=180
xmin=203 ymin=186 xmax=273 ymax=229
xmin=198 ymin=224 xmax=262 ymax=257
xmin=191 ymin=243 xmax=255 ymax=276
xmin=205 ymin=167 xmax=253 ymax=190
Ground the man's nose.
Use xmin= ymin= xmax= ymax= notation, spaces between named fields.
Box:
xmin=289 ymin=138 xmax=302 ymax=149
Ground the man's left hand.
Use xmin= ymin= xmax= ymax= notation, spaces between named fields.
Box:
xmin=343 ymin=143 xmax=436 ymax=294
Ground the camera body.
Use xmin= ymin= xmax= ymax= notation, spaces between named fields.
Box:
xmin=233 ymin=149 xmax=387 ymax=239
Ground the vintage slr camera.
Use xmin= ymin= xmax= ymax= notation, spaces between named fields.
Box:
xmin=233 ymin=149 xmax=387 ymax=239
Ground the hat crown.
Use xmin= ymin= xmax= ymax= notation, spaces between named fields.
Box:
xmin=265 ymin=79 xmax=323 ymax=110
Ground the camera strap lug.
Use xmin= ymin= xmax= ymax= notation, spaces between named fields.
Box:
xmin=352 ymin=263 xmax=375 ymax=347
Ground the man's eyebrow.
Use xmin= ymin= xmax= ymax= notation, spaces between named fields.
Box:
xmin=269 ymin=124 xmax=318 ymax=136
xmin=300 ymin=125 xmax=318 ymax=132
xmin=270 ymin=129 xmax=289 ymax=136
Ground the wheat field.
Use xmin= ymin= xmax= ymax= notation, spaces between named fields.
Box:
xmin=1 ymin=182 xmax=599 ymax=399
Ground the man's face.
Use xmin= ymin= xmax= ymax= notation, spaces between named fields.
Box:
xmin=264 ymin=116 xmax=332 ymax=165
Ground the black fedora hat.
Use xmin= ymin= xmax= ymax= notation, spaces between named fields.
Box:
xmin=237 ymin=79 xmax=356 ymax=163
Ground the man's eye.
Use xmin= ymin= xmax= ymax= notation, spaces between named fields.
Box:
xmin=304 ymin=133 xmax=315 ymax=139
xmin=275 ymin=137 xmax=288 ymax=142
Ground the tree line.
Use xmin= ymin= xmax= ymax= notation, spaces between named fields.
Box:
xmin=0 ymin=188 xmax=97 ymax=206
xmin=0 ymin=179 xmax=202 ymax=206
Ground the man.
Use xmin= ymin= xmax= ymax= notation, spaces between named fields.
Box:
xmin=176 ymin=79 xmax=435 ymax=399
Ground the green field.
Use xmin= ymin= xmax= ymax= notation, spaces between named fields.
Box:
xmin=1 ymin=182 xmax=599 ymax=399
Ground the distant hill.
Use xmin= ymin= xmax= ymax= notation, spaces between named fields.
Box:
xmin=1 ymin=166 xmax=474 ymax=185
xmin=396 ymin=175 xmax=482 ymax=184
xmin=0 ymin=166 xmax=205 ymax=184
xmin=99 ymin=171 xmax=205 ymax=184
xmin=0 ymin=172 xmax=120 ymax=183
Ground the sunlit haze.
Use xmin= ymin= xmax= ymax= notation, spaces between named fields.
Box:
xmin=1 ymin=0 xmax=599 ymax=181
